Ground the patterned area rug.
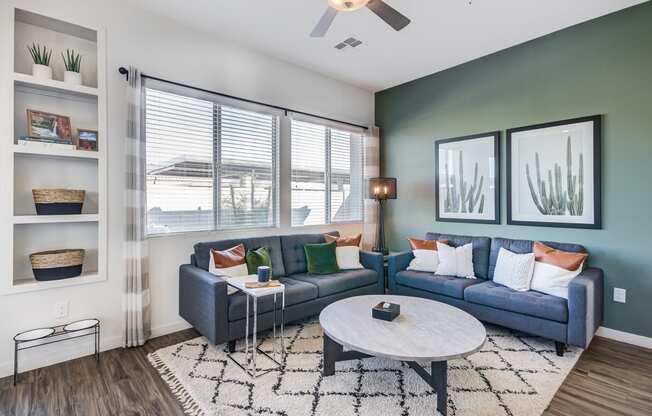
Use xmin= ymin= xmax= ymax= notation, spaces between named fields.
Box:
xmin=148 ymin=318 xmax=580 ymax=416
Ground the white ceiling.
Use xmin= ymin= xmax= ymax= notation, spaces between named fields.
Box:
xmin=127 ymin=0 xmax=646 ymax=92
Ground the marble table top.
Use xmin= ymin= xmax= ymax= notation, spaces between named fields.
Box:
xmin=319 ymin=295 xmax=486 ymax=362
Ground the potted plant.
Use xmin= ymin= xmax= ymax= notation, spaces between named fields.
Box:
xmin=61 ymin=49 xmax=82 ymax=85
xmin=27 ymin=42 xmax=52 ymax=80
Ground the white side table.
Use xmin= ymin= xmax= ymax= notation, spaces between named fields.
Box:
xmin=226 ymin=275 xmax=286 ymax=377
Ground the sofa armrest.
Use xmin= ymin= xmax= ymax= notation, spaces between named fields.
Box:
xmin=360 ymin=250 xmax=385 ymax=293
xmin=179 ymin=264 xmax=229 ymax=345
xmin=387 ymin=251 xmax=413 ymax=292
xmin=567 ymin=267 xmax=604 ymax=349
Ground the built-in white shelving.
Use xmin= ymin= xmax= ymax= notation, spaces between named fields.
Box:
xmin=12 ymin=144 xmax=100 ymax=159
xmin=12 ymin=214 xmax=99 ymax=225
xmin=13 ymin=72 xmax=99 ymax=98
xmin=3 ymin=6 xmax=107 ymax=295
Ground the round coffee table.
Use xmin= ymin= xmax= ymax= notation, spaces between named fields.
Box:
xmin=319 ymin=295 xmax=486 ymax=416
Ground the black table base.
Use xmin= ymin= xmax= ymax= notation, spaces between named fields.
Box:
xmin=323 ymin=334 xmax=449 ymax=416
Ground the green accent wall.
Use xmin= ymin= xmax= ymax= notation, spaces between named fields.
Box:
xmin=375 ymin=2 xmax=652 ymax=338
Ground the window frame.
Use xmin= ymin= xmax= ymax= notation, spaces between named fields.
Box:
xmin=289 ymin=114 xmax=365 ymax=228
xmin=143 ymin=79 xmax=281 ymax=237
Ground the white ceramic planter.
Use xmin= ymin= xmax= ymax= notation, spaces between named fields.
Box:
xmin=63 ymin=71 xmax=82 ymax=86
xmin=32 ymin=64 xmax=52 ymax=80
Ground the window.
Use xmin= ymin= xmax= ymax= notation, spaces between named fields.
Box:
xmin=291 ymin=118 xmax=364 ymax=226
xmin=145 ymin=86 xmax=279 ymax=235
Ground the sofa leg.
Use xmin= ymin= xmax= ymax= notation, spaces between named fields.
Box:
xmin=227 ymin=340 xmax=236 ymax=353
xmin=555 ymin=341 xmax=566 ymax=357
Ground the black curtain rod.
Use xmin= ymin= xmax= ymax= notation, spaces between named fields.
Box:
xmin=118 ymin=67 xmax=368 ymax=131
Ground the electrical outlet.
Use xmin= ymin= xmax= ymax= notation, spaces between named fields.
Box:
xmin=613 ymin=288 xmax=626 ymax=303
xmin=54 ymin=301 xmax=69 ymax=318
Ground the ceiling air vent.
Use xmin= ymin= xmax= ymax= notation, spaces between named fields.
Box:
xmin=335 ymin=37 xmax=363 ymax=50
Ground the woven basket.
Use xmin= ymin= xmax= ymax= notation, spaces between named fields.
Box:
xmin=32 ymin=189 xmax=85 ymax=215
xmin=30 ymin=249 xmax=85 ymax=281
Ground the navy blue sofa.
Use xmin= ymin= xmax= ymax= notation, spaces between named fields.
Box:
xmin=179 ymin=231 xmax=384 ymax=350
xmin=388 ymin=233 xmax=604 ymax=355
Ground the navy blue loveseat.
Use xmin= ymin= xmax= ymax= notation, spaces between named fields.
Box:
xmin=179 ymin=231 xmax=384 ymax=350
xmin=388 ymin=233 xmax=604 ymax=355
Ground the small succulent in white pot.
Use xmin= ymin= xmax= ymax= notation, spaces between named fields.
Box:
xmin=28 ymin=42 xmax=52 ymax=80
xmin=61 ymin=49 xmax=83 ymax=85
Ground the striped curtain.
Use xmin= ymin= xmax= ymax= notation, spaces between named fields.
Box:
xmin=124 ymin=66 xmax=151 ymax=347
xmin=362 ymin=126 xmax=380 ymax=250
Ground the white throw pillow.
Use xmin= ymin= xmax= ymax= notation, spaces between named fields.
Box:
xmin=208 ymin=254 xmax=249 ymax=295
xmin=407 ymin=249 xmax=439 ymax=272
xmin=436 ymin=242 xmax=475 ymax=278
xmin=492 ymin=248 xmax=536 ymax=292
xmin=335 ymin=246 xmax=364 ymax=270
xmin=530 ymin=262 xmax=582 ymax=299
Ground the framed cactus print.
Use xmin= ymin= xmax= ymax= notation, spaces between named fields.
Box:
xmin=435 ymin=131 xmax=500 ymax=224
xmin=507 ymin=115 xmax=602 ymax=229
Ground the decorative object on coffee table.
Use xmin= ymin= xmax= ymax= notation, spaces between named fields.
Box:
xmin=225 ymin=275 xmax=285 ymax=378
xmin=32 ymin=188 xmax=85 ymax=215
xmin=507 ymin=115 xmax=602 ymax=229
xmin=29 ymin=249 xmax=85 ymax=281
xmin=435 ymin=131 xmax=500 ymax=224
xmin=14 ymin=318 xmax=100 ymax=385
xmin=368 ymin=177 xmax=397 ymax=255
xmin=257 ymin=265 xmax=271 ymax=284
xmin=320 ymin=294 xmax=486 ymax=416
xmin=372 ymin=301 xmax=400 ymax=321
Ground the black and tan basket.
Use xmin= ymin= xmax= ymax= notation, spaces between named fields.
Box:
xmin=29 ymin=249 xmax=85 ymax=281
xmin=32 ymin=189 xmax=85 ymax=215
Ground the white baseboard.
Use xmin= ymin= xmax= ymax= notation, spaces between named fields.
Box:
xmin=0 ymin=319 xmax=192 ymax=379
xmin=596 ymin=326 xmax=652 ymax=349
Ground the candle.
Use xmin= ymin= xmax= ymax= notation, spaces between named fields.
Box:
xmin=383 ymin=186 xmax=388 ymax=195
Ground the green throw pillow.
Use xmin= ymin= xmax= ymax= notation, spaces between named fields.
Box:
xmin=246 ymin=247 xmax=273 ymax=275
xmin=304 ymin=241 xmax=339 ymax=275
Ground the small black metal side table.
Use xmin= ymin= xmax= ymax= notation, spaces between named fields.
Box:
xmin=13 ymin=318 xmax=100 ymax=385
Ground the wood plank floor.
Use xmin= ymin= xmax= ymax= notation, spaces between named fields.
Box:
xmin=1 ymin=332 xmax=651 ymax=416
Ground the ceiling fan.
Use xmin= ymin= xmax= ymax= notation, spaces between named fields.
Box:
xmin=311 ymin=0 xmax=411 ymax=37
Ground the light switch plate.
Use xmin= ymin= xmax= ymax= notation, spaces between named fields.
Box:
xmin=613 ymin=288 xmax=626 ymax=303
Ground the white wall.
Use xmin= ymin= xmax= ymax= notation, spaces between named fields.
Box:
xmin=0 ymin=0 xmax=374 ymax=377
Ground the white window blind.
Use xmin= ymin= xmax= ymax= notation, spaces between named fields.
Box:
xmin=291 ymin=118 xmax=364 ymax=226
xmin=145 ymin=86 xmax=279 ymax=235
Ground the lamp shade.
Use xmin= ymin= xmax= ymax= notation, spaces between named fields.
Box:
xmin=368 ymin=177 xmax=397 ymax=200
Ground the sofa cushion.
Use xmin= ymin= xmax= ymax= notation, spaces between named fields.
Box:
xmin=489 ymin=238 xmax=587 ymax=280
xmin=281 ymin=231 xmax=339 ymax=276
xmin=395 ymin=270 xmax=482 ymax=299
xmin=290 ymin=269 xmax=377 ymax=297
xmin=227 ymin=277 xmax=318 ymax=321
xmin=464 ymin=281 xmax=568 ymax=322
xmin=195 ymin=236 xmax=285 ymax=277
xmin=425 ymin=233 xmax=491 ymax=279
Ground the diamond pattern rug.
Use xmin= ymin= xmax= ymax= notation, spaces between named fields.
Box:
xmin=148 ymin=318 xmax=580 ymax=416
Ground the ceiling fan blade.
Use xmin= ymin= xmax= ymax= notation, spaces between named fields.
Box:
xmin=310 ymin=7 xmax=338 ymax=37
xmin=366 ymin=0 xmax=411 ymax=31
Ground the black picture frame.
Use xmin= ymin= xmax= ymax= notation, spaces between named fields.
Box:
xmin=506 ymin=115 xmax=602 ymax=229
xmin=435 ymin=131 xmax=500 ymax=224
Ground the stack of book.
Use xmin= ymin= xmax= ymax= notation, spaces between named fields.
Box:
xmin=16 ymin=136 xmax=76 ymax=151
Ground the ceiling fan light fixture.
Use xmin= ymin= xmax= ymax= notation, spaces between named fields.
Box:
xmin=327 ymin=0 xmax=370 ymax=12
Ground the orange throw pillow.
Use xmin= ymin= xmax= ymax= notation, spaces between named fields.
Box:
xmin=533 ymin=241 xmax=588 ymax=271
xmin=325 ymin=234 xmax=362 ymax=247
xmin=211 ymin=244 xmax=246 ymax=268
xmin=407 ymin=238 xmax=449 ymax=251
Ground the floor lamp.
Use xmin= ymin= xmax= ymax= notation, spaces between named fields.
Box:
xmin=368 ymin=177 xmax=397 ymax=255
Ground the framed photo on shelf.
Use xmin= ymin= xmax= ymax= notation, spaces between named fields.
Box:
xmin=26 ymin=109 xmax=72 ymax=142
xmin=435 ymin=131 xmax=500 ymax=224
xmin=77 ymin=129 xmax=98 ymax=151
xmin=507 ymin=115 xmax=602 ymax=229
